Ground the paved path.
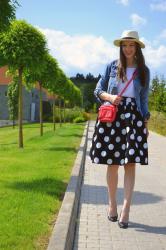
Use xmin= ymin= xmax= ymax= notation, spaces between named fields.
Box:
xmin=73 ymin=121 xmax=166 ymax=250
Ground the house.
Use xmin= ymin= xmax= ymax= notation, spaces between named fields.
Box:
xmin=0 ymin=66 xmax=54 ymax=122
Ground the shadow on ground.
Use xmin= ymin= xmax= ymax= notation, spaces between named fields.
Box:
xmin=129 ymin=221 xmax=166 ymax=235
xmin=79 ymin=184 xmax=166 ymax=235
xmin=5 ymin=177 xmax=68 ymax=200
xmin=80 ymin=185 xmax=164 ymax=206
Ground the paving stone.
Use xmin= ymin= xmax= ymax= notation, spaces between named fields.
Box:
xmin=72 ymin=122 xmax=166 ymax=250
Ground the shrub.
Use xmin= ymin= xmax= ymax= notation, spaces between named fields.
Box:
xmin=73 ymin=116 xmax=85 ymax=123
xmin=43 ymin=107 xmax=89 ymax=123
xmin=82 ymin=112 xmax=90 ymax=121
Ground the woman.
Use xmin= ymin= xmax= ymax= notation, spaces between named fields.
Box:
xmin=90 ymin=30 xmax=150 ymax=229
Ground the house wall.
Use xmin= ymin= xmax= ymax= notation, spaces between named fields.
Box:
xmin=0 ymin=66 xmax=54 ymax=121
xmin=0 ymin=85 xmax=50 ymax=121
xmin=0 ymin=85 xmax=9 ymax=119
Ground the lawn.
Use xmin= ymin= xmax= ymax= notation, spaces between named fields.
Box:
xmin=0 ymin=122 xmax=85 ymax=250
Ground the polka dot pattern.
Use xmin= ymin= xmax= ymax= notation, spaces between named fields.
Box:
xmin=125 ymin=113 xmax=130 ymax=118
xmin=106 ymin=122 xmax=112 ymax=127
xmin=129 ymin=148 xmax=135 ymax=155
xmin=120 ymin=159 xmax=125 ymax=165
xmin=108 ymin=144 xmax=114 ymax=150
xmin=114 ymin=151 xmax=120 ymax=157
xmin=90 ymin=97 xmax=148 ymax=166
xmin=130 ymin=134 xmax=135 ymax=140
xmin=94 ymin=157 xmax=99 ymax=163
xmin=137 ymin=136 xmax=142 ymax=142
xmin=126 ymin=127 xmax=130 ymax=133
xmin=122 ymin=129 xmax=126 ymax=135
xmin=116 ymin=121 xmax=120 ymax=127
xmin=104 ymin=136 xmax=109 ymax=142
xmin=96 ymin=142 xmax=101 ymax=148
xmin=137 ymin=121 xmax=143 ymax=127
xmin=99 ymin=128 xmax=104 ymax=134
xmin=107 ymin=159 xmax=113 ymax=164
xmin=101 ymin=151 xmax=107 ymax=157
xmin=116 ymin=136 xmax=121 ymax=143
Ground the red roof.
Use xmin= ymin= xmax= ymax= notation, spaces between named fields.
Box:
xmin=0 ymin=66 xmax=12 ymax=85
xmin=0 ymin=66 xmax=57 ymax=100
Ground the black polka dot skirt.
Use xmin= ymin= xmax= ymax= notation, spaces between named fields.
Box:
xmin=90 ymin=97 xmax=148 ymax=166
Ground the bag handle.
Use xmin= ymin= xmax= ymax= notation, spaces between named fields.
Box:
xmin=118 ymin=69 xmax=138 ymax=97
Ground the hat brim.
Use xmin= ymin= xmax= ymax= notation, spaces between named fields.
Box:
xmin=114 ymin=38 xmax=145 ymax=49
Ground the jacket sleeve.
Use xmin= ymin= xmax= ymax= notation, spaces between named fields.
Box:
xmin=94 ymin=63 xmax=112 ymax=103
xmin=140 ymin=67 xmax=151 ymax=120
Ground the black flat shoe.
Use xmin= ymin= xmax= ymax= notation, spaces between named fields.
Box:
xmin=107 ymin=214 xmax=118 ymax=222
xmin=118 ymin=221 xmax=128 ymax=229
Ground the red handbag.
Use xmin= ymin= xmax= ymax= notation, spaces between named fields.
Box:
xmin=98 ymin=69 xmax=137 ymax=123
xmin=98 ymin=104 xmax=118 ymax=122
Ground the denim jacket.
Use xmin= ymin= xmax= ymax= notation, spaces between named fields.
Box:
xmin=94 ymin=60 xmax=150 ymax=121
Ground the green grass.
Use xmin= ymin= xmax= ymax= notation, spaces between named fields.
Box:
xmin=0 ymin=122 xmax=85 ymax=250
xmin=148 ymin=111 xmax=166 ymax=136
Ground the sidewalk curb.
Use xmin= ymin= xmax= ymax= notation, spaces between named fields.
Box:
xmin=47 ymin=121 xmax=89 ymax=250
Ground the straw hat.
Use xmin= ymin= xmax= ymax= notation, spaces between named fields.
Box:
xmin=114 ymin=30 xmax=145 ymax=48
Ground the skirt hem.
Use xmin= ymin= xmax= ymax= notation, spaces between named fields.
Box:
xmin=91 ymin=161 xmax=148 ymax=166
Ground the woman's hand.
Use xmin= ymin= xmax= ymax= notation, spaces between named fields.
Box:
xmin=109 ymin=95 xmax=123 ymax=105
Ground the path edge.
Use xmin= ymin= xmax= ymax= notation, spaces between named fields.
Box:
xmin=47 ymin=121 xmax=89 ymax=250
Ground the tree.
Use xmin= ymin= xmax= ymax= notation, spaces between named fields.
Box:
xmin=86 ymin=73 xmax=95 ymax=82
xmin=155 ymin=78 xmax=166 ymax=113
xmin=25 ymin=53 xmax=59 ymax=135
xmin=149 ymin=75 xmax=166 ymax=113
xmin=75 ymin=73 xmax=85 ymax=81
xmin=52 ymin=69 xmax=68 ymax=127
xmin=0 ymin=0 xmax=19 ymax=31
xmin=0 ymin=20 xmax=47 ymax=147
xmin=70 ymin=72 xmax=98 ymax=111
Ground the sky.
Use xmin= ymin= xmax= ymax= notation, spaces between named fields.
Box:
xmin=16 ymin=0 xmax=166 ymax=79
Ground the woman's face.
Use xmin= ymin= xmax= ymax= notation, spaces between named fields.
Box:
xmin=121 ymin=41 xmax=137 ymax=60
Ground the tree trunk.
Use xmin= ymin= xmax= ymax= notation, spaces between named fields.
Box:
xmin=53 ymin=95 xmax=56 ymax=131
xmin=63 ymin=101 xmax=66 ymax=123
xmin=18 ymin=67 xmax=23 ymax=148
xmin=39 ymin=82 xmax=43 ymax=136
xmin=12 ymin=118 xmax=15 ymax=129
xmin=59 ymin=98 xmax=62 ymax=127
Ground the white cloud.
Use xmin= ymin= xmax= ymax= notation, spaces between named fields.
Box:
xmin=142 ymin=38 xmax=166 ymax=68
xmin=38 ymin=27 xmax=166 ymax=77
xmin=130 ymin=13 xmax=147 ymax=26
xmin=150 ymin=1 xmax=166 ymax=11
xmin=38 ymin=27 xmax=118 ymax=76
xmin=116 ymin=0 xmax=129 ymax=6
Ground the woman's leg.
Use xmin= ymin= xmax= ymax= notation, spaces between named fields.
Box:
xmin=120 ymin=163 xmax=136 ymax=222
xmin=106 ymin=165 xmax=119 ymax=216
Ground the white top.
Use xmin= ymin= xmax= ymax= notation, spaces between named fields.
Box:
xmin=117 ymin=67 xmax=136 ymax=97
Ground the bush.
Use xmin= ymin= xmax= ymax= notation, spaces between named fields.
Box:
xmin=82 ymin=112 xmax=90 ymax=121
xmin=73 ymin=116 xmax=85 ymax=123
xmin=43 ymin=113 xmax=52 ymax=122
xmin=43 ymin=107 xmax=90 ymax=123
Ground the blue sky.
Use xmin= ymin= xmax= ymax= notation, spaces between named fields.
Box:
xmin=16 ymin=0 xmax=166 ymax=78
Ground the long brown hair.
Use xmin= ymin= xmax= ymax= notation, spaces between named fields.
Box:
xmin=117 ymin=42 xmax=147 ymax=86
